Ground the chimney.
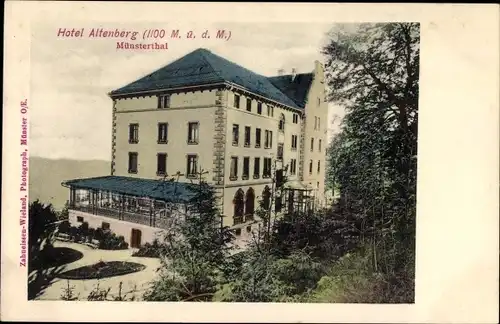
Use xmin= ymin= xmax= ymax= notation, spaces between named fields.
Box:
xmin=291 ymin=68 xmax=297 ymax=81
xmin=277 ymin=69 xmax=285 ymax=76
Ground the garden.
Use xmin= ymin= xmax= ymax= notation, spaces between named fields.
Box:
xmin=58 ymin=261 xmax=146 ymax=280
xmin=57 ymin=220 xmax=129 ymax=250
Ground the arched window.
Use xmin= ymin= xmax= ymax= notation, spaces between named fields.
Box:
xmin=233 ymin=189 xmax=245 ymax=224
xmin=262 ymin=186 xmax=271 ymax=210
xmin=279 ymin=113 xmax=285 ymax=132
xmin=245 ymin=188 xmax=255 ymax=221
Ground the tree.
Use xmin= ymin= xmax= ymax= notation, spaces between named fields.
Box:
xmin=143 ymin=169 xmax=235 ymax=301
xmin=28 ymin=200 xmax=59 ymax=271
xmin=323 ymin=23 xmax=419 ymax=280
xmin=28 ymin=200 xmax=64 ymax=299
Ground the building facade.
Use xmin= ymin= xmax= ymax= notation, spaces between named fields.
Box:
xmin=63 ymin=48 xmax=328 ymax=246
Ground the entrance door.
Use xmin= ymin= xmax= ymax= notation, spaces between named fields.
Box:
xmin=130 ymin=229 xmax=142 ymax=248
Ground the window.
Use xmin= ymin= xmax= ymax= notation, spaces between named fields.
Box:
xmin=129 ymin=123 xmax=139 ymax=144
xmin=318 ymin=117 xmax=321 ymax=130
xmin=319 ymin=139 xmax=322 ymax=152
xmin=234 ymin=94 xmax=240 ymax=108
xmin=77 ymin=216 xmax=84 ymax=223
xmin=255 ymin=128 xmax=261 ymax=148
xmin=235 ymin=228 xmax=242 ymax=235
xmin=271 ymin=107 xmax=274 ymax=117
xmin=245 ymin=188 xmax=255 ymax=221
xmin=265 ymin=130 xmax=273 ymax=149
xmin=128 ymin=152 xmax=138 ymax=173
xmin=317 ymin=97 xmax=321 ymax=106
xmin=287 ymin=190 xmax=295 ymax=214
xmin=267 ymin=105 xmax=271 ymax=116
xmin=310 ymin=138 xmax=314 ymax=152
xmin=187 ymin=122 xmax=199 ymax=144
xmin=102 ymin=222 xmax=110 ymax=230
xmin=309 ymin=159 xmax=313 ymax=175
xmin=230 ymin=156 xmax=238 ymax=180
xmin=277 ymin=144 xmax=284 ymax=160
xmin=279 ymin=113 xmax=285 ymax=132
xmin=257 ymin=102 xmax=262 ymax=115
xmin=232 ymin=124 xmax=239 ymax=146
xmin=263 ymin=157 xmax=272 ymax=178
xmin=186 ymin=154 xmax=198 ymax=178
xmin=233 ymin=189 xmax=244 ymax=224
xmin=158 ymin=123 xmax=168 ymax=144
xmin=157 ymin=153 xmax=167 ymax=176
xmin=291 ymin=135 xmax=298 ymax=150
xmin=290 ymin=159 xmax=297 ymax=175
xmin=293 ymin=114 xmax=299 ymax=124
xmin=317 ymin=160 xmax=321 ymax=174
xmin=275 ymin=196 xmax=282 ymax=213
xmin=253 ymin=157 xmax=260 ymax=179
xmin=243 ymin=157 xmax=250 ymax=180
xmin=262 ymin=186 xmax=271 ymax=210
xmin=244 ymin=126 xmax=251 ymax=147
xmin=314 ymin=117 xmax=317 ymax=130
xmin=158 ymin=94 xmax=171 ymax=109
xmin=246 ymin=98 xmax=252 ymax=112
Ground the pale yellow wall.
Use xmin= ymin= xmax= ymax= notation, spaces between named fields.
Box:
xmin=224 ymin=89 xmax=303 ymax=183
xmin=222 ymin=183 xmax=271 ymax=227
xmin=221 ymin=89 xmax=304 ymax=228
xmin=302 ymin=61 xmax=328 ymax=201
xmin=115 ymin=90 xmax=217 ymax=112
xmin=113 ymin=91 xmax=218 ymax=180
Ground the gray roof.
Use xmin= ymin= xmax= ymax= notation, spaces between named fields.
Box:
xmin=110 ymin=48 xmax=313 ymax=109
xmin=268 ymin=73 xmax=314 ymax=108
xmin=62 ymin=176 xmax=197 ymax=203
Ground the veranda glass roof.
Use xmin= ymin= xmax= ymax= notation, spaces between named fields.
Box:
xmin=62 ymin=176 xmax=197 ymax=203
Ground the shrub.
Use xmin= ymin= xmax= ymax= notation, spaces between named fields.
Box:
xmin=59 ymin=223 xmax=128 ymax=250
xmin=79 ymin=222 xmax=90 ymax=237
xmin=99 ymin=232 xmax=128 ymax=250
xmin=132 ymin=239 xmax=164 ymax=258
xmin=58 ymin=220 xmax=71 ymax=234
xmin=303 ymin=246 xmax=414 ymax=303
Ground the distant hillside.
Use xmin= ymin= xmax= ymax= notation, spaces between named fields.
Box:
xmin=29 ymin=156 xmax=110 ymax=211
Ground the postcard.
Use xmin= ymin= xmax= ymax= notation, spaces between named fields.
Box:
xmin=1 ymin=2 xmax=499 ymax=323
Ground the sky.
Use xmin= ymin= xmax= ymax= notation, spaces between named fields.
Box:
xmin=30 ymin=22 xmax=345 ymax=161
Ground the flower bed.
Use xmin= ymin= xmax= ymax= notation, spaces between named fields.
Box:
xmin=57 ymin=261 xmax=146 ymax=280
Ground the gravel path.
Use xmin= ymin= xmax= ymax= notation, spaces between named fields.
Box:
xmin=35 ymin=241 xmax=161 ymax=301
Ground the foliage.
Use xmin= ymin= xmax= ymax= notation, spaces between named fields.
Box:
xmin=28 ymin=200 xmax=59 ymax=271
xmin=28 ymin=200 xmax=65 ymax=300
xmin=98 ymin=233 xmax=129 ymax=250
xmin=60 ymin=280 xmax=79 ymax=301
xmin=143 ymin=171 xmax=235 ymax=301
xmin=323 ymin=22 xmax=419 ymax=280
xmin=87 ymin=280 xmax=111 ymax=301
xmin=269 ymin=208 xmax=358 ymax=260
xmin=132 ymin=238 xmax=165 ymax=258
xmin=302 ymin=246 xmax=414 ymax=303
xmin=58 ymin=261 xmax=145 ymax=280
xmin=59 ymin=280 xmax=137 ymax=301
xmin=58 ymin=200 xmax=70 ymax=220
xmin=58 ymin=221 xmax=128 ymax=250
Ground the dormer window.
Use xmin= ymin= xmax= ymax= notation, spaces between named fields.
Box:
xmin=158 ymin=94 xmax=171 ymax=109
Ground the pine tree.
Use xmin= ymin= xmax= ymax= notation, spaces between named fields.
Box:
xmin=143 ymin=168 xmax=235 ymax=301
